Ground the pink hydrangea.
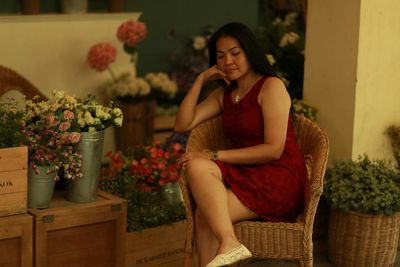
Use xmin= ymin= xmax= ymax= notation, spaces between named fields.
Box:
xmin=87 ymin=42 xmax=117 ymax=72
xmin=117 ymin=20 xmax=147 ymax=47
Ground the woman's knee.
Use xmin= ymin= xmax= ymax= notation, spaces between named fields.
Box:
xmin=185 ymin=158 xmax=221 ymax=184
xmin=185 ymin=158 xmax=208 ymax=175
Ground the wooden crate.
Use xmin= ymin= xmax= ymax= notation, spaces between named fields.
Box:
xmin=0 ymin=146 xmax=28 ymax=217
xmin=125 ymin=220 xmax=186 ymax=267
xmin=154 ymin=115 xmax=175 ymax=143
xmin=28 ymin=190 xmax=126 ymax=267
xmin=0 ymin=213 xmax=33 ymax=267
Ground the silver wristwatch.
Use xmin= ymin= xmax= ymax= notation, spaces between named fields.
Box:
xmin=211 ymin=151 xmax=218 ymax=161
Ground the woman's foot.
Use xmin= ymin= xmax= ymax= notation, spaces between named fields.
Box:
xmin=205 ymin=244 xmax=252 ymax=267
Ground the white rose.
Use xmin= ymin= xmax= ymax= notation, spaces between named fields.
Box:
xmin=279 ymin=32 xmax=299 ymax=47
xmin=115 ymin=84 xmax=129 ymax=97
xmin=283 ymin=12 xmax=298 ymax=26
xmin=266 ymin=54 xmax=276 ymax=65
xmin=114 ymin=117 xmax=123 ymax=127
xmin=192 ymin=36 xmax=206 ymax=50
xmin=112 ymin=108 xmax=122 ymax=117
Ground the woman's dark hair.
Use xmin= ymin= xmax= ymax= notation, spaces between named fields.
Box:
xmin=208 ymin=22 xmax=276 ymax=78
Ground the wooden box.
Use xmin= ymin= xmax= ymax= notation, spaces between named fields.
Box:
xmin=28 ymin=190 xmax=126 ymax=267
xmin=125 ymin=220 xmax=186 ymax=267
xmin=0 ymin=213 xmax=33 ymax=267
xmin=0 ymin=146 xmax=28 ymax=217
xmin=154 ymin=115 xmax=176 ymax=143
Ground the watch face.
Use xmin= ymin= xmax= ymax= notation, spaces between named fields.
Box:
xmin=211 ymin=151 xmax=218 ymax=161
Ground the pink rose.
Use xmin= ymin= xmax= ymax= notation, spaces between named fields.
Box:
xmin=117 ymin=20 xmax=147 ymax=47
xmin=63 ymin=110 xmax=74 ymax=120
xmin=68 ymin=132 xmax=81 ymax=143
xmin=58 ymin=121 xmax=71 ymax=131
xmin=46 ymin=114 xmax=56 ymax=125
xmin=87 ymin=42 xmax=117 ymax=72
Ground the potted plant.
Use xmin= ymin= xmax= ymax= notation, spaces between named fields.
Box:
xmin=0 ymin=99 xmax=28 ymax=216
xmin=324 ymin=155 xmax=400 ymax=267
xmin=86 ymin=19 xmax=178 ymax=149
xmin=66 ymin=93 xmax=123 ymax=203
xmin=99 ymin=142 xmax=186 ymax=266
xmin=23 ymin=92 xmax=83 ymax=208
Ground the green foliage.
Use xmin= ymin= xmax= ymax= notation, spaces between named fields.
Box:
xmin=324 ymin=155 xmax=400 ymax=216
xmin=0 ymin=99 xmax=24 ymax=148
xmin=99 ymin=145 xmax=186 ymax=232
xmin=292 ymin=98 xmax=318 ymax=121
xmin=256 ymin=8 xmax=305 ymax=99
xmin=100 ymin=168 xmax=186 ymax=232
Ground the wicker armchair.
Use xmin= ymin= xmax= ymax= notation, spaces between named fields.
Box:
xmin=0 ymin=65 xmax=46 ymax=100
xmin=179 ymin=114 xmax=329 ymax=267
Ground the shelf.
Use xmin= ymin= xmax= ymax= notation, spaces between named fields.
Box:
xmin=0 ymin=12 xmax=141 ymax=23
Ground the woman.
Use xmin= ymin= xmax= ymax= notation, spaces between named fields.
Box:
xmin=174 ymin=22 xmax=308 ymax=267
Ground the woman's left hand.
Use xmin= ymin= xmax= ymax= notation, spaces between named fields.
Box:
xmin=179 ymin=151 xmax=212 ymax=165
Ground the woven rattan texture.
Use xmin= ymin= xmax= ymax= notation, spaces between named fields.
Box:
xmin=328 ymin=209 xmax=400 ymax=267
xmin=0 ymin=65 xmax=46 ymax=100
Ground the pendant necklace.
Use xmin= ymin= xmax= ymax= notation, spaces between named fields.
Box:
xmin=233 ymin=91 xmax=240 ymax=104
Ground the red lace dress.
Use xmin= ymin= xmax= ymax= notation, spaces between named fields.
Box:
xmin=215 ymin=76 xmax=308 ymax=222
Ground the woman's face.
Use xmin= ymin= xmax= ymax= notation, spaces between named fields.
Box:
xmin=215 ymin=35 xmax=251 ymax=81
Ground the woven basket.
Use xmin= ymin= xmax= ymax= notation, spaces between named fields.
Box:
xmin=328 ymin=209 xmax=400 ymax=267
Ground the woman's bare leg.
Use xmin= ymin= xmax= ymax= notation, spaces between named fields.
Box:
xmin=186 ymin=158 xmax=257 ymax=266
xmin=194 ymin=209 xmax=219 ymax=266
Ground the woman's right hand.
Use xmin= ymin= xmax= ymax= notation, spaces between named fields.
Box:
xmin=199 ymin=65 xmax=231 ymax=85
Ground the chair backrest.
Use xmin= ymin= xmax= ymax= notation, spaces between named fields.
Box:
xmin=292 ymin=114 xmax=329 ymax=226
xmin=0 ymin=65 xmax=47 ymax=100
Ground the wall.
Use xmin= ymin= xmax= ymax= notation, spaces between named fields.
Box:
xmin=304 ymin=0 xmax=400 ymax=162
xmin=303 ymin=0 xmax=360 ymax=161
xmin=0 ymin=0 xmax=259 ymax=75
xmin=0 ymin=1 xmax=258 ymax=155
xmin=353 ymin=0 xmax=400 ymax=160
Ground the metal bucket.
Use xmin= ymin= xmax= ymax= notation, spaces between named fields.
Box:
xmin=66 ymin=130 xmax=104 ymax=203
xmin=28 ymin=165 xmax=56 ymax=209
xmin=161 ymin=182 xmax=183 ymax=205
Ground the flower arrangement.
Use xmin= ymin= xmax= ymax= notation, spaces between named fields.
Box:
xmin=0 ymin=99 xmax=25 ymax=148
xmin=74 ymin=94 xmax=123 ymax=133
xmin=86 ymin=19 xmax=147 ymax=77
xmin=168 ymin=25 xmax=215 ymax=98
xmin=256 ymin=11 xmax=305 ymax=99
xmin=24 ymin=92 xmax=82 ymax=179
xmin=102 ymin=71 xmax=178 ymax=106
xmin=86 ymin=19 xmax=176 ymax=107
xmin=323 ymin=155 xmax=400 ymax=216
xmin=99 ymin=142 xmax=186 ymax=231
xmin=117 ymin=19 xmax=147 ymax=62
xmin=86 ymin=42 xmax=117 ymax=74
xmin=292 ymin=98 xmax=318 ymax=121
xmin=144 ymin=72 xmax=178 ymax=107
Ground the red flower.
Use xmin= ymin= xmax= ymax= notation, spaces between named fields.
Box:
xmin=117 ymin=20 xmax=147 ymax=47
xmin=87 ymin=42 xmax=117 ymax=72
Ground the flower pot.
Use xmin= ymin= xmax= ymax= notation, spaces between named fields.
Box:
xmin=28 ymin=165 xmax=56 ymax=209
xmin=114 ymin=100 xmax=156 ymax=150
xmin=161 ymin=182 xmax=183 ymax=205
xmin=21 ymin=0 xmax=40 ymax=15
xmin=66 ymin=130 xmax=105 ymax=203
xmin=328 ymin=209 xmax=400 ymax=267
xmin=61 ymin=0 xmax=88 ymax=14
